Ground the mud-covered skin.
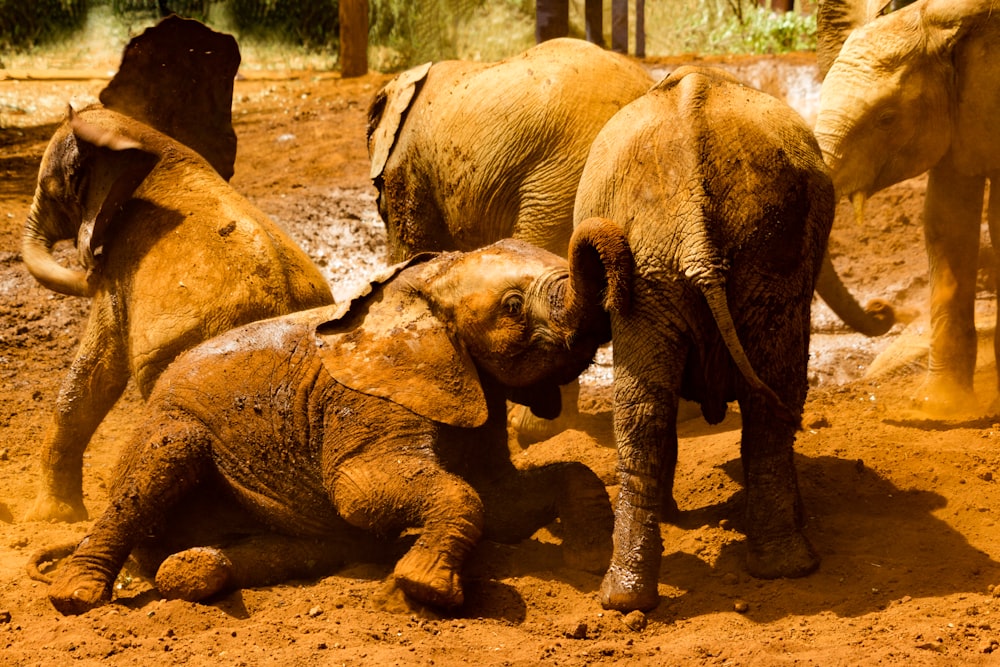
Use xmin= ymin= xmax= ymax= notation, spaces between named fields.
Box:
xmin=42 ymin=233 xmax=631 ymax=615
xmin=367 ymin=37 xmax=654 ymax=263
xmin=575 ymin=67 xmax=834 ymax=612
xmin=22 ymin=17 xmax=334 ymax=524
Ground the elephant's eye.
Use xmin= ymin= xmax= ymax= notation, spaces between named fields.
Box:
xmin=501 ymin=291 xmax=524 ymax=316
xmin=875 ymin=108 xmax=897 ymax=130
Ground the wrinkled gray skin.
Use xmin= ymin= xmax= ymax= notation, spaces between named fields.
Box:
xmin=21 ymin=17 xmax=334 ymax=524
xmin=38 ymin=227 xmax=634 ymax=616
xmin=367 ymin=37 xmax=654 ymax=263
xmin=575 ymin=67 xmax=834 ymax=612
xmin=815 ymin=0 xmax=1000 ymax=415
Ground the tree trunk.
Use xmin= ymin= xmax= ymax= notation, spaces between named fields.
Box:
xmin=339 ymin=0 xmax=368 ymax=78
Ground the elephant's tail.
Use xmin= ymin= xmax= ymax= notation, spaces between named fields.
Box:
xmin=702 ymin=281 xmax=801 ymax=429
xmin=26 ymin=540 xmax=78 ymax=584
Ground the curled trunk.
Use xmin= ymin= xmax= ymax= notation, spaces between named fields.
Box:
xmin=22 ymin=202 xmax=92 ymax=298
xmin=559 ymin=217 xmax=633 ymax=334
xmin=815 ymin=252 xmax=896 ymax=336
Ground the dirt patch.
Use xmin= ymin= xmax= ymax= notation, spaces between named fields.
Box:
xmin=4 ymin=55 xmax=1000 ymax=666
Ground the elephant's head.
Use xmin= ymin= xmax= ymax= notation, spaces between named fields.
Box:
xmin=21 ymin=15 xmax=240 ymax=298
xmin=814 ymin=0 xmax=995 ymax=220
xmin=315 ymin=218 xmax=632 ymax=426
xmin=815 ymin=0 xmax=919 ymax=77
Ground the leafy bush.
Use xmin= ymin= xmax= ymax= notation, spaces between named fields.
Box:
xmin=0 ymin=0 xmax=89 ymax=51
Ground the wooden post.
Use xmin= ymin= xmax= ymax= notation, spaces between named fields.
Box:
xmin=635 ymin=0 xmax=645 ymax=58
xmin=339 ymin=0 xmax=368 ymax=78
xmin=584 ymin=0 xmax=603 ymax=47
xmin=536 ymin=0 xmax=570 ymax=42
xmin=611 ymin=0 xmax=627 ymax=54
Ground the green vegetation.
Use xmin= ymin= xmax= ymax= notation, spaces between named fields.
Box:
xmin=0 ymin=0 xmax=88 ymax=52
xmin=0 ymin=0 xmax=817 ymax=71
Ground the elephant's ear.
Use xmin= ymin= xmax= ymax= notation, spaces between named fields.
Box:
xmin=99 ymin=15 xmax=240 ymax=180
xmin=314 ymin=257 xmax=489 ymax=429
xmin=367 ymin=61 xmax=433 ymax=181
xmin=69 ymin=109 xmax=160 ymax=269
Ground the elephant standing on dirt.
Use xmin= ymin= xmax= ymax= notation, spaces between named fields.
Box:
xmin=814 ymin=0 xmax=1000 ymax=415
xmin=575 ymin=67 xmax=834 ymax=612
xmin=21 ymin=17 xmax=333 ymax=524
xmin=33 ymin=226 xmax=632 ymax=616
xmin=366 ymin=37 xmax=654 ymax=263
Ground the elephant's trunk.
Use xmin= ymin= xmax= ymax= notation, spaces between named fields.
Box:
xmin=815 ymin=251 xmax=896 ymax=336
xmin=558 ymin=217 xmax=633 ymax=336
xmin=22 ymin=194 xmax=92 ymax=298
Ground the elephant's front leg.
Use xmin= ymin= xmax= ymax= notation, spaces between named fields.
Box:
xmin=601 ymin=321 xmax=683 ymax=612
xmin=331 ymin=453 xmax=484 ymax=609
xmin=27 ymin=304 xmax=130 ymax=523
xmin=987 ymin=175 xmax=1000 ymax=410
xmin=917 ymin=164 xmax=985 ymax=415
xmin=47 ymin=420 xmax=212 ymax=615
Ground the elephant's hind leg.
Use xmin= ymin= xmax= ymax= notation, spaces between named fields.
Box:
xmin=332 ymin=455 xmax=484 ymax=609
xmin=27 ymin=303 xmax=130 ymax=523
xmin=47 ymin=417 xmax=213 ymax=615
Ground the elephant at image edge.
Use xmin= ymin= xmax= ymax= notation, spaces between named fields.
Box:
xmin=35 ymin=227 xmax=632 ymax=616
xmin=575 ymin=66 xmax=834 ymax=612
xmin=21 ymin=17 xmax=334 ymax=524
xmin=814 ymin=0 xmax=1000 ymax=414
xmin=367 ymin=37 xmax=655 ymax=263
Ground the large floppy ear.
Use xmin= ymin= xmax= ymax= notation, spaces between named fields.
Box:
xmin=69 ymin=109 xmax=159 ymax=269
xmin=367 ymin=61 xmax=433 ymax=181
xmin=99 ymin=15 xmax=240 ymax=180
xmin=314 ymin=257 xmax=489 ymax=428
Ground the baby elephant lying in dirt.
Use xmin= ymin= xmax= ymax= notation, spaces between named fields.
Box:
xmin=32 ymin=225 xmax=632 ymax=615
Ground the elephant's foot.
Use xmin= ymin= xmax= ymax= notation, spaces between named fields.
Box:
xmin=155 ymin=547 xmax=234 ymax=602
xmin=562 ymin=530 xmax=612 ymax=575
xmin=510 ymin=404 xmax=575 ymax=446
xmin=48 ymin=562 xmax=113 ymax=616
xmin=600 ymin=562 xmax=660 ymax=612
xmin=24 ymin=490 xmax=88 ymax=523
xmin=745 ymin=531 xmax=818 ymax=580
xmin=393 ymin=543 xmax=464 ymax=609
xmin=911 ymin=374 xmax=978 ymax=418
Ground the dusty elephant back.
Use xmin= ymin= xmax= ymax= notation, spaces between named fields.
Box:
xmin=576 ymin=67 xmax=834 ymax=271
xmin=373 ymin=38 xmax=653 ymax=260
xmin=94 ymin=129 xmax=333 ymax=394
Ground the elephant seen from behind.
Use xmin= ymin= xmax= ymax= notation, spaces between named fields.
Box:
xmin=34 ymin=227 xmax=632 ymax=615
xmin=814 ymin=0 xmax=1000 ymax=415
xmin=575 ymin=67 xmax=835 ymax=612
xmin=21 ymin=17 xmax=334 ymax=523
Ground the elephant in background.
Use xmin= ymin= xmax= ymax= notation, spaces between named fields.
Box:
xmin=814 ymin=0 xmax=1000 ymax=415
xmin=575 ymin=67 xmax=834 ymax=612
xmin=367 ymin=37 xmax=654 ymax=263
xmin=367 ymin=37 xmax=651 ymax=442
xmin=21 ymin=17 xmax=334 ymax=524
xmin=33 ymin=227 xmax=632 ymax=616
